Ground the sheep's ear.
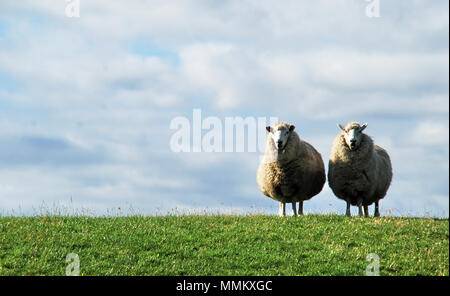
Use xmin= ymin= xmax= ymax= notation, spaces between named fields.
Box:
xmin=289 ymin=125 xmax=295 ymax=132
xmin=359 ymin=123 xmax=368 ymax=132
xmin=266 ymin=126 xmax=271 ymax=132
xmin=338 ymin=124 xmax=346 ymax=131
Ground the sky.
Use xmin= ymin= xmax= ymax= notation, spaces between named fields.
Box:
xmin=0 ymin=0 xmax=448 ymax=217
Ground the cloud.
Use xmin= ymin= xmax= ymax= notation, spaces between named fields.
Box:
xmin=409 ymin=121 xmax=450 ymax=147
xmin=0 ymin=135 xmax=107 ymax=166
xmin=0 ymin=0 xmax=448 ymax=217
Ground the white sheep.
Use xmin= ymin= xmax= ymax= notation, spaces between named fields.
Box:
xmin=328 ymin=122 xmax=393 ymax=217
xmin=257 ymin=122 xmax=326 ymax=216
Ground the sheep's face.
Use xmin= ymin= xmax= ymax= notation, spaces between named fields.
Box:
xmin=266 ymin=124 xmax=295 ymax=151
xmin=339 ymin=123 xmax=368 ymax=151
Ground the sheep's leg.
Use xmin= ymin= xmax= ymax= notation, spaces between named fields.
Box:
xmin=357 ymin=199 xmax=363 ymax=217
xmin=292 ymin=202 xmax=297 ymax=217
xmin=279 ymin=202 xmax=286 ymax=217
xmin=345 ymin=201 xmax=351 ymax=217
xmin=298 ymin=201 xmax=304 ymax=215
xmin=374 ymin=201 xmax=380 ymax=217
xmin=364 ymin=205 xmax=369 ymax=217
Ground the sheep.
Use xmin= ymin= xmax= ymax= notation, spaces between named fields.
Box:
xmin=328 ymin=122 xmax=392 ymax=217
xmin=257 ymin=122 xmax=326 ymax=216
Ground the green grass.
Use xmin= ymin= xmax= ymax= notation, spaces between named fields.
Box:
xmin=0 ymin=214 xmax=448 ymax=276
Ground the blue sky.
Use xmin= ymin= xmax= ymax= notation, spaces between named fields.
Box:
xmin=0 ymin=0 xmax=448 ymax=217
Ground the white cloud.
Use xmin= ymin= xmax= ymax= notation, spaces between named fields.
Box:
xmin=410 ymin=121 xmax=450 ymax=147
xmin=0 ymin=0 xmax=448 ymax=217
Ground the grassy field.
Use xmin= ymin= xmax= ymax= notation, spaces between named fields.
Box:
xmin=0 ymin=214 xmax=448 ymax=276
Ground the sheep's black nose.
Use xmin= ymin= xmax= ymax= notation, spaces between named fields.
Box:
xmin=277 ymin=141 xmax=282 ymax=146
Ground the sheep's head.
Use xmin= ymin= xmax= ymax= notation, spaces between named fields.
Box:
xmin=338 ymin=122 xmax=368 ymax=151
xmin=266 ymin=122 xmax=295 ymax=151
